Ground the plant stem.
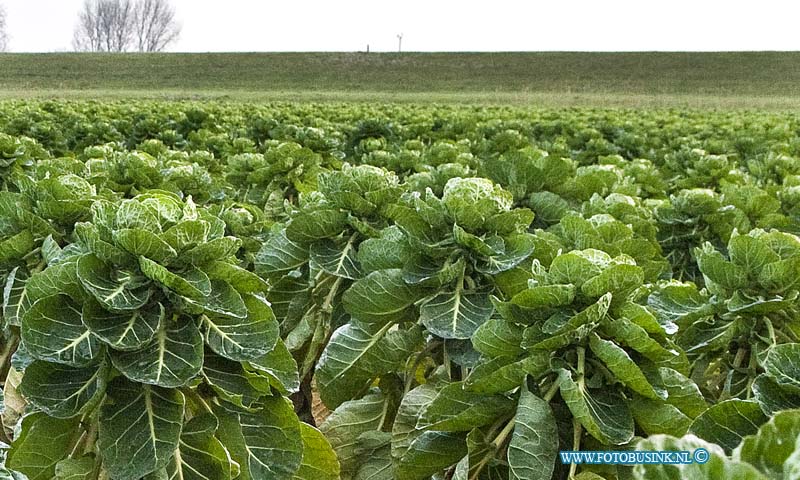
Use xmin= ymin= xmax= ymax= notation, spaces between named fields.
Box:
xmin=543 ymin=380 xmax=560 ymax=402
xmin=492 ymin=416 xmax=516 ymax=448
xmin=0 ymin=330 xmax=19 ymax=384
xmin=568 ymin=418 xmax=582 ymax=479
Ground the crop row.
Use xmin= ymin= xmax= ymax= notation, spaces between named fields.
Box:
xmin=1 ymin=102 xmax=800 ymax=479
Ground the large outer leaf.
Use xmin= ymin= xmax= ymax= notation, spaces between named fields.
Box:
xmin=6 ymin=413 xmax=79 ymax=480
xmin=215 ymin=397 xmax=303 ymax=480
xmin=559 ymin=368 xmax=634 ymax=445
xmin=508 ymin=385 xmax=558 ymax=480
xmin=417 ymin=382 xmax=515 ymax=432
xmin=633 ymin=434 xmax=767 ymax=480
xmin=735 ymin=409 xmax=800 ymax=479
xmin=464 ymin=354 xmax=550 ymax=394
xmin=395 ymin=431 xmax=467 ymax=480
xmin=419 ymin=290 xmax=493 ymax=340
xmin=285 ymin=209 xmax=348 ymax=243
xmin=320 ymin=392 xmax=387 ymax=478
xmin=316 ymin=322 xmax=422 ymax=409
xmin=19 ymin=360 xmax=107 ymax=419
xmin=293 ymin=424 xmax=340 ymax=480
xmin=311 ymin=237 xmax=361 ymax=280
xmin=203 ymin=351 xmax=270 ymax=409
xmin=2 ymin=266 xmax=29 ymax=327
xmin=392 ymin=384 xmax=438 ymax=462
xmin=183 ymin=280 xmax=248 ymax=320
xmin=204 ymin=294 xmax=279 ymax=362
xmin=354 ymin=431 xmax=393 ymax=480
xmin=22 ymin=294 xmax=102 ymax=367
xmin=589 ymin=333 xmax=664 ymax=400
xmin=111 ymin=318 xmax=203 ymax=388
xmin=82 ymin=299 xmax=163 ymax=351
xmin=146 ymin=414 xmax=240 ymax=480
xmin=689 ymin=400 xmax=767 ymax=453
xmin=114 ymin=228 xmax=178 ymax=263
xmin=98 ymin=378 xmax=185 ymax=480
xmin=471 ymin=317 xmax=523 ymax=359
xmin=753 ymin=375 xmax=800 ymax=416
xmin=139 ymin=256 xmax=211 ymax=299
xmin=343 ymin=269 xmax=424 ymax=324
xmin=77 ymin=254 xmax=151 ymax=311
xmin=254 ymin=228 xmax=308 ymax=278
xmin=763 ymin=344 xmax=800 ymax=393
xmin=246 ymin=339 xmax=301 ymax=395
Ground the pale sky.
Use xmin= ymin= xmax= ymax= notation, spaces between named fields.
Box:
xmin=3 ymin=0 xmax=800 ymax=52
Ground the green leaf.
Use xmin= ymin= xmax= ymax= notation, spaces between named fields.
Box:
xmin=6 ymin=413 xmax=79 ymax=480
xmin=25 ymin=259 xmax=85 ymax=305
xmin=689 ymin=400 xmax=767 ymax=453
xmin=753 ymin=375 xmax=800 ymax=416
xmin=204 ymin=261 xmax=269 ymax=294
xmin=728 ymin=233 xmax=780 ymax=275
xmin=98 ymin=378 xmax=185 ymax=480
xmin=19 ymin=360 xmax=107 ymax=419
xmin=354 ymin=431 xmax=393 ymax=480
xmin=293 ymin=424 xmax=340 ymax=480
xmin=735 ymin=409 xmax=800 ymax=479
xmin=321 ymin=392 xmax=387 ymax=477
xmin=420 ymin=290 xmax=493 ymax=340
xmin=763 ymin=344 xmax=800 ymax=394
xmin=0 ymin=230 xmax=34 ymax=267
xmin=581 ymin=264 xmax=644 ymax=299
xmin=343 ymin=269 xmax=424 ymax=324
xmin=22 ymin=294 xmax=102 ymax=367
xmin=203 ymin=351 xmax=269 ymax=409
xmin=111 ymin=317 xmax=203 ymax=388
xmin=589 ymin=333 xmax=665 ymax=400
xmin=417 ymin=382 xmax=515 ymax=432
xmin=508 ymin=385 xmax=559 ymax=480
xmin=147 ymin=413 xmax=240 ymax=480
xmin=77 ymin=254 xmax=151 ymax=311
xmin=477 ymin=233 xmax=536 ymax=275
xmin=548 ymin=250 xmax=606 ymax=288
xmin=285 ymin=209 xmax=348 ymax=243
xmin=633 ymin=434 xmax=767 ymax=480
xmin=758 ymin=257 xmax=800 ymax=293
xmin=183 ymin=280 xmax=248 ymax=319
xmin=246 ymin=339 xmax=300 ymax=395
xmin=203 ymin=294 xmax=279 ymax=362
xmin=629 ymin=397 xmax=692 ymax=437
xmin=559 ymin=368 xmax=634 ymax=445
xmin=511 ymin=284 xmax=575 ymax=309
xmin=471 ymin=317 xmax=523 ymax=359
xmin=139 ymin=256 xmax=211 ymax=299
xmin=161 ymin=219 xmax=211 ymax=253
xmin=114 ymin=228 xmax=178 ymax=263
xmin=464 ymin=354 xmax=550 ymax=394
xmin=215 ymin=398 xmax=304 ymax=480
xmin=316 ymin=321 xmax=422 ymax=409
xmin=82 ymin=299 xmax=163 ymax=351
xmin=254 ymin=228 xmax=308 ymax=278
xmin=54 ymin=456 xmax=98 ymax=480
xmin=395 ymin=431 xmax=467 ymax=480
xmin=2 ymin=266 xmax=29 ymax=327
xmin=311 ymin=237 xmax=361 ymax=280
xmin=181 ymin=237 xmax=242 ymax=266
xmin=695 ymin=244 xmax=748 ymax=290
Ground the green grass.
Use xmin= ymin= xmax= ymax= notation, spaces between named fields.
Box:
xmin=2 ymin=52 xmax=800 ymax=107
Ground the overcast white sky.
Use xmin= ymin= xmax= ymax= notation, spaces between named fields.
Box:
xmin=3 ymin=0 xmax=800 ymax=52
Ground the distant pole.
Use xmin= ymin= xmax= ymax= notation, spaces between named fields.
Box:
xmin=367 ymin=44 xmax=370 ymax=53
xmin=397 ymin=34 xmax=403 ymax=53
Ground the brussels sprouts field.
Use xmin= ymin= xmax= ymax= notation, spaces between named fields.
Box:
xmin=2 ymin=101 xmax=800 ymax=479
